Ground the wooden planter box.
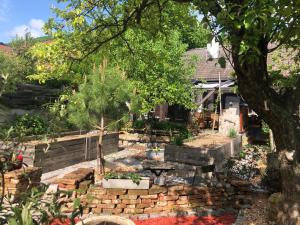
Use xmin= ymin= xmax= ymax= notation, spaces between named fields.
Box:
xmin=22 ymin=132 xmax=119 ymax=173
xmin=102 ymin=177 xmax=150 ymax=189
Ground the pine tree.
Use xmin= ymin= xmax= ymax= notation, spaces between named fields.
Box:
xmin=67 ymin=59 xmax=134 ymax=179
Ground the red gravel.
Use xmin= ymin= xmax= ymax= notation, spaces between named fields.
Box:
xmin=133 ymin=214 xmax=236 ymax=225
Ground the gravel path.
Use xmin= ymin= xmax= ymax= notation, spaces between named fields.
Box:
xmin=41 ymin=148 xmax=142 ymax=184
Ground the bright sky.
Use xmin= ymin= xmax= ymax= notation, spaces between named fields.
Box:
xmin=0 ymin=0 xmax=59 ymax=43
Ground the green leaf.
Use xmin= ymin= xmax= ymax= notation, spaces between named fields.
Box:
xmin=8 ymin=218 xmax=19 ymax=225
xmin=217 ymin=57 xmax=226 ymax=68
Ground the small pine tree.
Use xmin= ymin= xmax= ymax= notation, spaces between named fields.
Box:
xmin=67 ymin=59 xmax=135 ymax=178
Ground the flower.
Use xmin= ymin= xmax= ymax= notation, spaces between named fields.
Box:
xmin=16 ymin=155 xmax=23 ymax=161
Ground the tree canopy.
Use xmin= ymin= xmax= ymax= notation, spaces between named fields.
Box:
xmin=30 ymin=2 xmax=208 ymax=112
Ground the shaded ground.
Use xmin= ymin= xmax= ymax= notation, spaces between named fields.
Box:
xmin=236 ymin=194 xmax=271 ymax=225
xmin=133 ymin=214 xmax=236 ymax=225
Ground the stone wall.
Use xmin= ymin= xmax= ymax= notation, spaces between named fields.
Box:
xmin=59 ymin=180 xmax=250 ymax=217
xmin=165 ymin=136 xmax=241 ymax=172
xmin=119 ymin=132 xmax=170 ymax=149
xmin=0 ymin=167 xmax=42 ymax=200
xmin=22 ymin=132 xmax=119 ymax=173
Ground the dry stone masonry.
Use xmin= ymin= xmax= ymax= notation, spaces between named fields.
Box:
xmin=58 ymin=176 xmax=251 ymax=217
xmin=1 ymin=167 xmax=42 ymax=201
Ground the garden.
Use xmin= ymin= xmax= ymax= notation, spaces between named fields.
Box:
xmin=0 ymin=0 xmax=300 ymax=225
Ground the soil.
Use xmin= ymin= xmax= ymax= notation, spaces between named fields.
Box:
xmin=184 ymin=133 xmax=231 ymax=149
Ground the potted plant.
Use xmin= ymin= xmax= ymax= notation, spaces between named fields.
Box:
xmin=102 ymin=172 xmax=150 ymax=189
xmin=146 ymin=145 xmax=164 ymax=161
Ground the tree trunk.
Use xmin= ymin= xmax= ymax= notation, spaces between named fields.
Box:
xmin=96 ymin=115 xmax=105 ymax=181
xmin=230 ymin=40 xmax=300 ymax=225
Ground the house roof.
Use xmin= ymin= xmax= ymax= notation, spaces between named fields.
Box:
xmin=0 ymin=43 xmax=13 ymax=55
xmin=186 ymin=45 xmax=298 ymax=82
xmin=185 ymin=48 xmax=234 ymax=82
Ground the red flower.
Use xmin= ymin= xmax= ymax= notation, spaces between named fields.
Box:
xmin=16 ymin=155 xmax=23 ymax=161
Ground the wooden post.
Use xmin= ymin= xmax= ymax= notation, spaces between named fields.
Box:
xmin=212 ymin=73 xmax=222 ymax=130
xmin=239 ymin=107 xmax=244 ymax=133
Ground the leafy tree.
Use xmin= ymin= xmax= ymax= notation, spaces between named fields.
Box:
xmin=29 ymin=3 xmax=207 ymax=113
xmin=67 ymin=59 xmax=136 ymax=177
xmin=39 ymin=1 xmax=300 ymax=224
xmin=9 ymin=33 xmax=37 ymax=79
xmin=0 ymin=33 xmax=39 ymax=96
xmin=109 ymin=29 xmax=197 ymax=112
xmin=0 ymin=52 xmax=28 ymax=96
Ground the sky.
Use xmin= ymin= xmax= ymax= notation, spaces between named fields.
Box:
xmin=0 ymin=0 xmax=59 ymax=43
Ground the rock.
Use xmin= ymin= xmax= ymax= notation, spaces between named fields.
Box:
xmin=45 ymin=184 xmax=58 ymax=194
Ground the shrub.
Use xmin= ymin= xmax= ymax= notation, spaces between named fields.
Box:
xmin=132 ymin=120 xmax=146 ymax=129
xmin=262 ymin=120 xmax=270 ymax=135
xmin=0 ymin=114 xmax=48 ymax=138
xmin=227 ymin=128 xmax=237 ymax=138
xmin=171 ymin=135 xmax=184 ymax=146
xmin=150 ymin=121 xmax=187 ymax=132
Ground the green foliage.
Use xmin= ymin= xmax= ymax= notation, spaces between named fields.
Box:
xmin=67 ymin=60 xmax=136 ymax=129
xmin=262 ymin=120 xmax=270 ymax=135
xmin=170 ymin=128 xmax=193 ymax=146
xmin=227 ymin=128 xmax=237 ymax=138
xmin=239 ymin=150 xmax=246 ymax=158
xmin=3 ymin=186 xmax=83 ymax=225
xmin=132 ymin=120 xmax=146 ymax=129
xmin=171 ymin=135 xmax=184 ymax=146
xmin=181 ymin=21 xmax=211 ymax=49
xmin=29 ymin=1 xmax=209 ymax=113
xmin=110 ymin=29 xmax=196 ymax=112
xmin=1 ymin=114 xmax=47 ymax=138
xmin=0 ymin=32 xmax=38 ymax=95
xmin=8 ymin=202 xmax=35 ymax=225
xmin=217 ymin=57 xmax=227 ymax=69
xmin=104 ymin=172 xmax=142 ymax=185
xmin=150 ymin=121 xmax=187 ymax=132
xmin=0 ymin=53 xmax=28 ymax=95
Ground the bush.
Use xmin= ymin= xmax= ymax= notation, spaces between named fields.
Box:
xmin=171 ymin=135 xmax=184 ymax=146
xmin=1 ymin=114 xmax=48 ymax=138
xmin=227 ymin=128 xmax=237 ymax=138
xmin=262 ymin=120 xmax=270 ymax=135
xmin=150 ymin=121 xmax=187 ymax=132
xmin=132 ymin=120 xmax=146 ymax=129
